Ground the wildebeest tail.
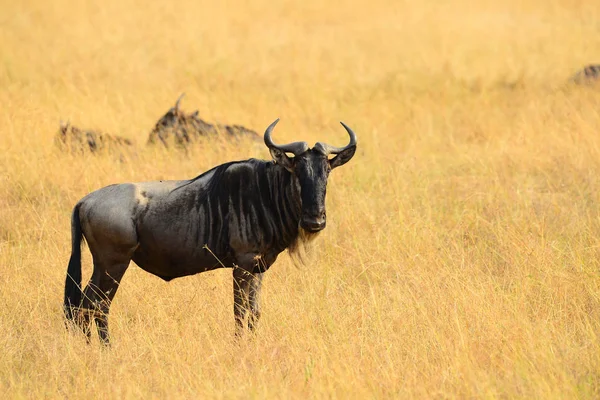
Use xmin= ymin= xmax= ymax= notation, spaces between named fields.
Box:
xmin=64 ymin=204 xmax=84 ymax=320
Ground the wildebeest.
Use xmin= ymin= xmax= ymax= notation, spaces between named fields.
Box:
xmin=64 ymin=119 xmax=357 ymax=344
xmin=147 ymin=94 xmax=260 ymax=148
xmin=570 ymin=64 xmax=600 ymax=85
xmin=56 ymin=121 xmax=134 ymax=153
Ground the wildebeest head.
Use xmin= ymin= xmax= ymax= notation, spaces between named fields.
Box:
xmin=264 ymin=119 xmax=357 ymax=233
xmin=155 ymin=93 xmax=187 ymax=130
xmin=57 ymin=120 xmax=100 ymax=151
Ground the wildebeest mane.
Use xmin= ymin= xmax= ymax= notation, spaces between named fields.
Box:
xmin=170 ymin=160 xmax=246 ymax=194
xmin=169 ymin=158 xmax=318 ymax=264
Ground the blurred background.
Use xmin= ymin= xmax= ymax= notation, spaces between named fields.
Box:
xmin=1 ymin=0 xmax=600 ymax=398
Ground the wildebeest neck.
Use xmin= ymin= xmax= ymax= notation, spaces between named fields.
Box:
xmin=173 ymin=159 xmax=304 ymax=257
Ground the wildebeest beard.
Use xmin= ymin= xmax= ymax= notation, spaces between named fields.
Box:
xmin=287 ymin=228 xmax=320 ymax=266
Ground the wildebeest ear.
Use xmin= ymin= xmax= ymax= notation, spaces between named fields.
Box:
xmin=329 ymin=145 xmax=356 ymax=169
xmin=269 ymin=148 xmax=295 ymax=172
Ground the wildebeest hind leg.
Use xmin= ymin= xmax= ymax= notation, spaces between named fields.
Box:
xmin=82 ymin=261 xmax=129 ymax=345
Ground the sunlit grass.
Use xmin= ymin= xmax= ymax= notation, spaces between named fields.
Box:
xmin=1 ymin=0 xmax=600 ymax=398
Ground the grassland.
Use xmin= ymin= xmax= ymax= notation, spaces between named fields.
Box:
xmin=2 ymin=0 xmax=600 ymax=398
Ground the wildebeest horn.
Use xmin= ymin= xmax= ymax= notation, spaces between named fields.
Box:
xmin=264 ymin=119 xmax=309 ymax=156
xmin=60 ymin=119 xmax=70 ymax=133
xmin=314 ymin=122 xmax=358 ymax=155
xmin=175 ymin=93 xmax=185 ymax=111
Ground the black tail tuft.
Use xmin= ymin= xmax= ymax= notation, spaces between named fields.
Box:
xmin=64 ymin=204 xmax=83 ymax=321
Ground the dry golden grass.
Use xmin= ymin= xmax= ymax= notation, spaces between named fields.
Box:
xmin=2 ymin=0 xmax=600 ymax=398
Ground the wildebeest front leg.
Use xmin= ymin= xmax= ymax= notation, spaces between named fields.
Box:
xmin=233 ymin=266 xmax=251 ymax=333
xmin=233 ymin=265 xmax=263 ymax=334
xmin=248 ymin=272 xmax=263 ymax=331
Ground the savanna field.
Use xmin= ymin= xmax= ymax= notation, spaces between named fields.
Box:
xmin=2 ymin=0 xmax=600 ymax=398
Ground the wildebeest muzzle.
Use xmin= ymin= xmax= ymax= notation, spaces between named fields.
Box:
xmin=301 ymin=210 xmax=326 ymax=232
